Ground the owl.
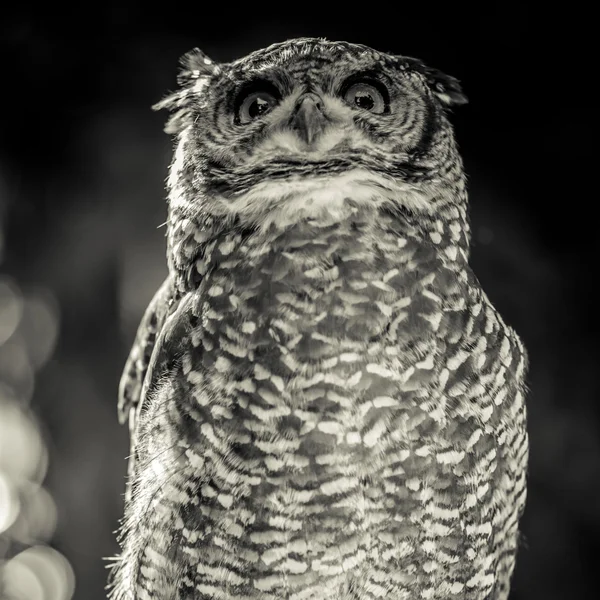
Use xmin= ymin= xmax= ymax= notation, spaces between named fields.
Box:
xmin=109 ymin=38 xmax=528 ymax=600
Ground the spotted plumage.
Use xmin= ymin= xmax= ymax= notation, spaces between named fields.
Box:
xmin=109 ymin=38 xmax=528 ymax=600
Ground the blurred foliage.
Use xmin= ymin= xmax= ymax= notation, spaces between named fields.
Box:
xmin=0 ymin=6 xmax=593 ymax=600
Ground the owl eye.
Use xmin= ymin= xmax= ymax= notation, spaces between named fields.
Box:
xmin=343 ymin=81 xmax=387 ymax=114
xmin=237 ymin=90 xmax=278 ymax=124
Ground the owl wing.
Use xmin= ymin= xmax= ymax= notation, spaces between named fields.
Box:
xmin=456 ymin=271 xmax=529 ymax=598
xmin=364 ymin=229 xmax=528 ymax=597
xmin=118 ymin=275 xmax=180 ymax=503
xmin=120 ymin=278 xmax=203 ymax=512
xmin=137 ymin=289 xmax=198 ymax=413
xmin=381 ymin=248 xmax=529 ymax=598
xmin=118 ymin=274 xmax=176 ymax=427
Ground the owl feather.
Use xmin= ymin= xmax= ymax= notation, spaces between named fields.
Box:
xmin=109 ymin=38 xmax=527 ymax=600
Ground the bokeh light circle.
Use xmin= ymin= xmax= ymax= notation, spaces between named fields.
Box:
xmin=3 ymin=545 xmax=75 ymax=600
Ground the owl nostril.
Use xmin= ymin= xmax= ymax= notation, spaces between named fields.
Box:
xmin=309 ymin=98 xmax=323 ymax=111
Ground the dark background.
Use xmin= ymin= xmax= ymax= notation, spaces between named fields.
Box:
xmin=0 ymin=5 xmax=593 ymax=600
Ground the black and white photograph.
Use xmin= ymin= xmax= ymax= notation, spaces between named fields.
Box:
xmin=0 ymin=5 xmax=590 ymax=600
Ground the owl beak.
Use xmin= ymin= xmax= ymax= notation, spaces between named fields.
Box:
xmin=289 ymin=93 xmax=327 ymax=146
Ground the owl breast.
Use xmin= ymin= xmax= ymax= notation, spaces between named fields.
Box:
xmin=133 ymin=204 xmax=512 ymax=600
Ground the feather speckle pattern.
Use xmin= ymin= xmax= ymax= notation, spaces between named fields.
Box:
xmin=109 ymin=38 xmax=528 ymax=600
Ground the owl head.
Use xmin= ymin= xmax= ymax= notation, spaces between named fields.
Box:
xmin=156 ymin=38 xmax=469 ymax=282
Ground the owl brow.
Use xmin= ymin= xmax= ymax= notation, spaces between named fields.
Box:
xmin=228 ymin=66 xmax=293 ymax=95
xmin=339 ymin=67 xmax=392 ymax=87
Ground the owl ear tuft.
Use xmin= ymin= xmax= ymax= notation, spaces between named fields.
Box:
xmin=176 ymin=48 xmax=221 ymax=85
xmin=423 ymin=67 xmax=468 ymax=107
xmin=152 ymin=48 xmax=220 ymax=134
xmin=403 ymin=58 xmax=468 ymax=107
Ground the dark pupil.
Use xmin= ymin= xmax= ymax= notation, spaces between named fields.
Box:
xmin=249 ymin=97 xmax=270 ymax=118
xmin=355 ymin=92 xmax=374 ymax=110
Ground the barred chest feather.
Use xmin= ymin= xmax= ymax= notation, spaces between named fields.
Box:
xmin=129 ymin=205 xmax=527 ymax=600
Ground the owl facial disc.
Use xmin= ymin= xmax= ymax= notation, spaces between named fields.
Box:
xmin=159 ymin=39 xmax=471 ymax=232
